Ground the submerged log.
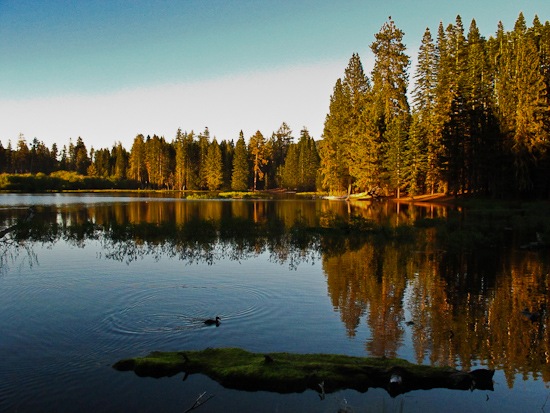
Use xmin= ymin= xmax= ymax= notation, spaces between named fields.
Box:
xmin=113 ymin=347 xmax=494 ymax=397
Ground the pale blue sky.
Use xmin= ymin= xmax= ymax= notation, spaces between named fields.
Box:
xmin=1 ymin=1 xmax=548 ymax=150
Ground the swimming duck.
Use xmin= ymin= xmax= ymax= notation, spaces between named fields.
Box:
xmin=204 ymin=316 xmax=221 ymax=326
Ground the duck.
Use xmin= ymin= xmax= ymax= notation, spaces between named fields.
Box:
xmin=204 ymin=316 xmax=221 ymax=326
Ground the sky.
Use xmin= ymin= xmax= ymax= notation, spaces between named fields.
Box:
xmin=1 ymin=0 xmax=549 ymax=151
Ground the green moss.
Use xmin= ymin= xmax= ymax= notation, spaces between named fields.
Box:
xmin=113 ymin=347 xmax=493 ymax=396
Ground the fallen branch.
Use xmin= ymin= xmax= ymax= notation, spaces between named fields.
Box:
xmin=183 ymin=391 xmax=214 ymax=413
xmin=0 ymin=224 xmax=18 ymax=239
xmin=0 ymin=207 xmax=35 ymax=239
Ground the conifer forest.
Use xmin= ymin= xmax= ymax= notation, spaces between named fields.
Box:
xmin=1 ymin=13 xmax=549 ymax=199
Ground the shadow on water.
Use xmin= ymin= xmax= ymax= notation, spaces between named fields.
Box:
xmin=1 ymin=198 xmax=550 ymax=393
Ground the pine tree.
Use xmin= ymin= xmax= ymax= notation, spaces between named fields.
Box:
xmin=205 ymin=138 xmax=223 ymax=190
xmin=14 ymin=134 xmax=30 ymax=173
xmin=297 ymin=127 xmax=320 ymax=191
xmin=219 ymin=139 xmax=234 ymax=191
xmin=196 ymin=128 xmax=210 ymax=189
xmin=320 ymin=54 xmax=370 ymax=195
xmin=50 ymin=143 xmax=59 ymax=172
xmin=489 ymin=14 xmax=550 ymax=193
xmin=433 ymin=22 xmax=457 ymax=194
xmin=281 ymin=144 xmax=300 ymax=190
xmin=413 ymin=28 xmax=437 ymax=113
xmin=74 ymin=137 xmax=90 ymax=176
xmin=512 ymin=18 xmax=549 ymax=191
xmin=343 ymin=53 xmax=373 ymax=194
xmin=93 ymin=148 xmax=111 ymax=177
xmin=0 ymin=142 xmax=7 ymax=173
xmin=436 ymin=17 xmax=469 ymax=195
xmin=60 ymin=145 xmax=68 ymax=171
xmin=411 ymin=27 xmax=439 ymax=193
xmin=403 ymin=113 xmax=428 ymax=196
xmin=248 ymin=130 xmax=269 ymax=191
xmin=145 ymin=135 xmax=170 ymax=188
xmin=370 ymin=17 xmax=411 ymax=197
xmin=174 ymin=128 xmax=185 ymax=190
xmin=129 ymin=134 xmax=147 ymax=185
xmin=231 ymin=131 xmax=249 ymax=191
xmin=174 ymin=128 xmax=197 ymax=190
xmin=268 ymin=122 xmax=293 ymax=188
xmin=319 ymin=78 xmax=351 ymax=194
xmin=113 ymin=142 xmax=128 ymax=180
xmin=349 ymin=104 xmax=380 ymax=193
xmin=465 ymin=19 xmax=498 ymax=194
xmin=532 ymin=17 xmax=550 ymax=196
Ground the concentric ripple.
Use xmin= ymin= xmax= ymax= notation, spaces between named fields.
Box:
xmin=101 ymin=279 xmax=278 ymax=342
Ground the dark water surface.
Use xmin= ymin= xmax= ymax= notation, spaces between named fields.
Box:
xmin=1 ymin=193 xmax=549 ymax=412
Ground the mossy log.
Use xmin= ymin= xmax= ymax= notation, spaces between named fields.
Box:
xmin=113 ymin=347 xmax=494 ymax=397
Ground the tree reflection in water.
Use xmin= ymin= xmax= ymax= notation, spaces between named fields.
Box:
xmin=1 ymin=199 xmax=549 ymax=388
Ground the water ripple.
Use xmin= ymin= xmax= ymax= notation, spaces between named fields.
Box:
xmin=101 ymin=280 xmax=279 ymax=340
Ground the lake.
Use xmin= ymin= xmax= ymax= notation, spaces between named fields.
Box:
xmin=1 ymin=193 xmax=549 ymax=412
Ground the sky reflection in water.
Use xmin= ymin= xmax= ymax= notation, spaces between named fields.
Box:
xmin=0 ymin=194 xmax=549 ymax=412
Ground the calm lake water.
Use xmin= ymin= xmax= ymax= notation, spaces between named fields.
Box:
xmin=1 ymin=193 xmax=549 ymax=412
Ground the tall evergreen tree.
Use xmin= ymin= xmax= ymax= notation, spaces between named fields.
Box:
xmin=268 ymin=122 xmax=293 ymax=188
xmin=219 ymin=139 xmax=234 ymax=191
xmin=92 ymin=148 xmax=111 ymax=177
xmin=465 ymin=19 xmax=499 ymax=194
xmin=128 ymin=134 xmax=148 ymax=185
xmin=186 ymin=131 xmax=199 ymax=190
xmin=173 ymin=128 xmax=197 ymax=190
xmin=403 ymin=113 xmax=428 ymax=196
xmin=231 ymin=131 xmax=249 ymax=191
xmin=490 ymin=14 xmax=550 ymax=193
xmin=511 ymin=14 xmax=549 ymax=191
xmin=0 ymin=142 xmax=7 ymax=173
xmin=445 ymin=16 xmax=469 ymax=194
xmin=50 ymin=143 xmax=59 ymax=172
xmin=344 ymin=53 xmax=373 ymax=194
xmin=112 ymin=142 xmax=128 ymax=180
xmin=281 ymin=144 xmax=300 ymax=190
xmin=73 ymin=137 xmax=90 ymax=175
xmin=145 ymin=135 xmax=170 ymax=188
xmin=14 ymin=134 xmax=30 ymax=173
xmin=370 ymin=17 xmax=411 ymax=197
xmin=411 ymin=27 xmax=439 ymax=193
xmin=59 ymin=144 xmax=68 ymax=171
xmin=348 ymin=103 xmax=380 ymax=193
xmin=433 ymin=22 xmax=458 ymax=194
xmin=319 ymin=78 xmax=351 ymax=194
xmin=196 ymin=128 xmax=210 ymax=189
xmin=6 ymin=140 xmax=15 ymax=173
xmin=174 ymin=128 xmax=186 ymax=190
xmin=320 ymin=54 xmax=370 ymax=195
xmin=205 ymin=138 xmax=223 ymax=190
xmin=248 ymin=130 xmax=269 ymax=191
xmin=297 ymin=128 xmax=320 ymax=191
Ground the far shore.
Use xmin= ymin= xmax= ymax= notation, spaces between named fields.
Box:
xmin=392 ymin=193 xmax=457 ymax=204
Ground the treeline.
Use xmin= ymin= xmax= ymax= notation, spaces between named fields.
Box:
xmin=1 ymin=13 xmax=549 ymax=198
xmin=321 ymin=13 xmax=550 ymax=198
xmin=0 ymin=125 xmax=320 ymax=192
